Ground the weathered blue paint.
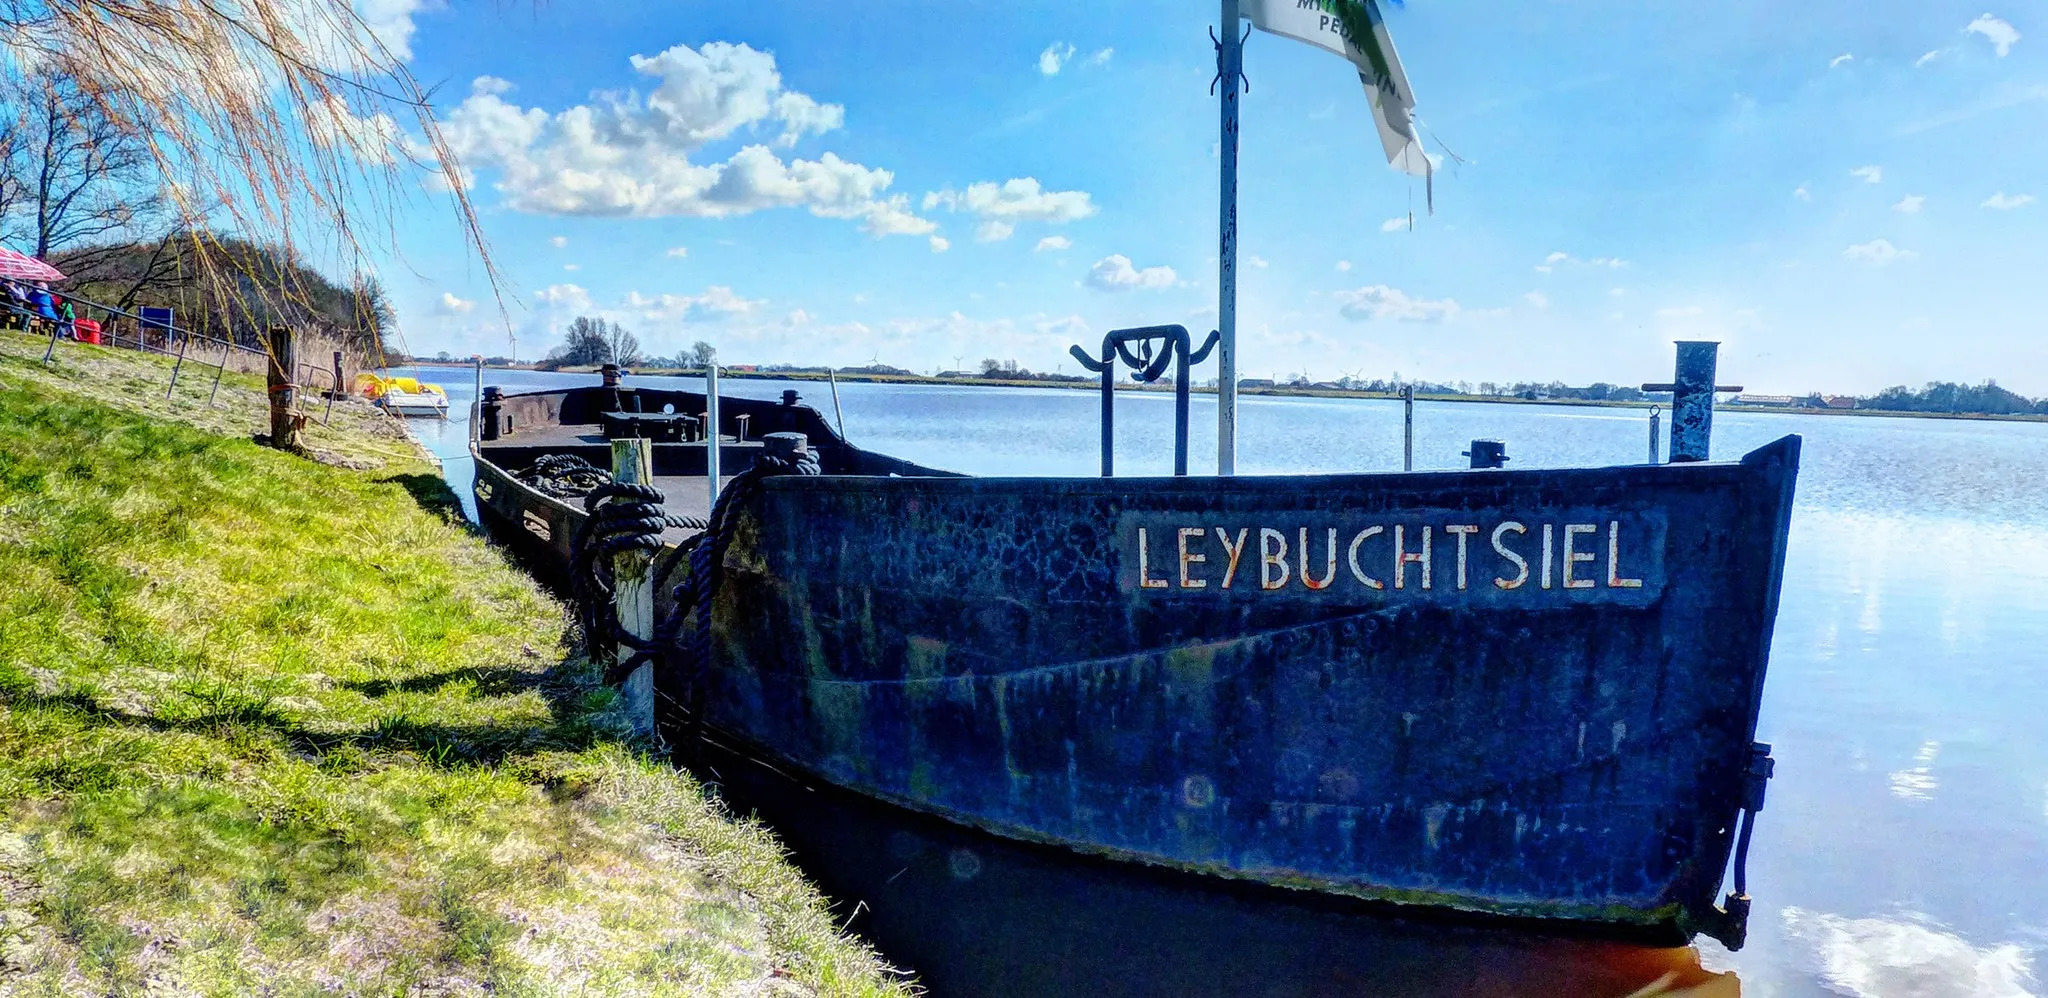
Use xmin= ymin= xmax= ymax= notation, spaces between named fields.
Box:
xmin=469 ymin=383 xmax=1801 ymax=946
xmin=705 ymin=439 xmax=1798 ymax=943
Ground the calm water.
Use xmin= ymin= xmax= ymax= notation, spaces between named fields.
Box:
xmin=398 ymin=366 xmax=2048 ymax=997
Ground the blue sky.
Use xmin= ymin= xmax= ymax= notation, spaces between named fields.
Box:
xmin=367 ymin=1 xmax=2045 ymax=396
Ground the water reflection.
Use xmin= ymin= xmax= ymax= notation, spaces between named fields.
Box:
xmin=699 ymin=737 xmax=1740 ymax=998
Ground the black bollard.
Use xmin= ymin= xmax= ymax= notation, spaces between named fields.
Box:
xmin=1463 ymin=439 xmax=1510 ymax=469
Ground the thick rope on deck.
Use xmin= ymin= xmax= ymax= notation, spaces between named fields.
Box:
xmin=517 ymin=453 xmax=612 ymax=499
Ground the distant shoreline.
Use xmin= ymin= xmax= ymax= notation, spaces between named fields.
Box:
xmin=395 ymin=361 xmax=2048 ymax=425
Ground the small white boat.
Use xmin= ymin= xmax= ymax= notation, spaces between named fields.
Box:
xmin=377 ymin=390 xmax=449 ymax=418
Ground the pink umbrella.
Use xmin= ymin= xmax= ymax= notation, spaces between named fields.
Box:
xmin=0 ymin=246 xmax=65 ymax=283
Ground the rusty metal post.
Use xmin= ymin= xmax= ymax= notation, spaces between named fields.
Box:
xmin=323 ymin=350 xmax=342 ymax=424
xmin=610 ymin=436 xmax=658 ymax=743
xmin=165 ymin=335 xmax=191 ymax=397
xmin=1402 ymin=384 xmax=1415 ymax=471
xmin=208 ymin=341 xmax=230 ymax=406
xmin=1643 ymin=341 xmax=1741 ymax=463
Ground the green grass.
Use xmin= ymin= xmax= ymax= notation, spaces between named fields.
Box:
xmin=0 ymin=334 xmax=912 ymax=996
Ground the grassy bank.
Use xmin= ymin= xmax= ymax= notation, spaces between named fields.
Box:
xmin=0 ymin=333 xmax=909 ymax=996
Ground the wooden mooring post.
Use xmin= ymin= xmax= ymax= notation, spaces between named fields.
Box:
xmin=265 ymin=325 xmax=305 ymax=451
xmin=610 ymin=436 xmax=660 ymax=743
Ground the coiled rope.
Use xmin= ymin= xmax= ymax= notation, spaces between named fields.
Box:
xmin=517 ymin=453 xmax=612 ymax=499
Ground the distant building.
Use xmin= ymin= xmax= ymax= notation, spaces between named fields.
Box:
xmin=1733 ymin=394 xmax=1797 ymax=407
xmin=1238 ymin=378 xmax=1276 ymax=388
xmin=1821 ymin=395 xmax=1858 ymax=409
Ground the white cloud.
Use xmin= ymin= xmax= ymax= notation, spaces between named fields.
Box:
xmin=1087 ymin=48 xmax=1113 ymax=67
xmin=1982 ymin=191 xmax=2035 ymax=209
xmin=924 ymin=178 xmax=1096 ymax=224
xmin=975 ymin=220 xmax=1016 ymax=242
xmin=563 ymin=263 xmax=580 ymax=271
xmin=1086 ymin=254 xmax=1177 ymax=291
xmin=1523 ymin=291 xmax=1549 ymax=309
xmin=1034 ymin=235 xmax=1071 ymax=252
xmin=622 ymin=285 xmax=763 ymax=319
xmin=1609 ymin=287 xmax=1627 ymax=297
xmin=435 ymin=291 xmax=476 ymax=315
xmin=1843 ymin=238 xmax=1917 ymax=265
xmin=1829 ymin=53 xmax=1854 ymax=68
xmin=1781 ymin=907 xmax=2037 ymax=998
xmin=433 ymin=43 xmax=934 ymax=237
xmin=1335 ymin=260 xmax=1351 ymax=272
xmin=1335 ymin=285 xmax=1460 ymax=322
xmin=306 ymin=93 xmax=402 ymax=164
xmin=1539 ymin=251 xmax=1628 ymax=270
xmin=1795 ymin=185 xmax=1812 ymax=201
xmin=1247 ymin=254 xmax=1269 ymax=268
xmin=1894 ymin=194 xmax=1926 ymax=213
xmin=533 ymin=282 xmax=592 ymax=311
xmin=1380 ymin=216 xmax=1408 ymax=232
xmin=928 ymin=236 xmax=950 ymax=252
xmin=1916 ymin=49 xmax=1947 ymax=67
xmin=1851 ymin=165 xmax=1884 ymax=184
xmin=1966 ymin=14 xmax=2021 ymax=57
xmin=549 ymin=235 xmax=568 ymax=248
xmin=1038 ymin=42 xmax=1076 ymax=75
xmin=784 ymin=308 xmax=811 ymax=327
xmin=666 ymin=246 xmax=688 ymax=258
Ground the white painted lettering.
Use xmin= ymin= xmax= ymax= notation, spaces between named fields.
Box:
xmin=1608 ymin=520 xmax=1644 ymax=588
xmin=1178 ymin=527 xmax=1208 ymax=589
xmin=1562 ymin=523 xmax=1597 ymax=589
xmin=1215 ymin=527 xmax=1249 ymax=589
xmin=1492 ymin=521 xmax=1529 ymax=590
xmin=1137 ymin=527 xmax=1170 ymax=589
xmin=1446 ymin=525 xmax=1479 ymax=591
xmin=1394 ymin=524 xmax=1432 ymax=590
xmin=1347 ymin=526 xmax=1385 ymax=590
xmin=1541 ymin=523 xmax=1555 ymax=590
xmin=1260 ymin=527 xmax=1291 ymax=590
xmin=1299 ymin=527 xmax=1338 ymax=590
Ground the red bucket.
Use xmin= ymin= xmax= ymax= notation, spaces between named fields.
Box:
xmin=72 ymin=318 xmax=101 ymax=345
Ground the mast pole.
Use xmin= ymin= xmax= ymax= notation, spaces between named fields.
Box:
xmin=1217 ymin=0 xmax=1243 ymax=476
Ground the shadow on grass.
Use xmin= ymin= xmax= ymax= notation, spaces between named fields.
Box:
xmin=0 ymin=655 xmax=621 ymax=773
xmin=381 ymin=471 xmax=470 ymax=525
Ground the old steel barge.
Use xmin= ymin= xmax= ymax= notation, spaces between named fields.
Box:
xmin=468 ymin=336 xmax=1797 ymax=948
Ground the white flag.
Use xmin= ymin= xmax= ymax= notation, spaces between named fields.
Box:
xmin=1242 ymin=0 xmax=1429 ymax=177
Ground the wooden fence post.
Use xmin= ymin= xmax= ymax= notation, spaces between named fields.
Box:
xmin=610 ymin=437 xmax=660 ymax=743
xmin=265 ymin=325 xmax=305 ymax=451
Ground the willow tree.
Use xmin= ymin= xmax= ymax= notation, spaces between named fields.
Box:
xmin=0 ymin=0 xmax=492 ymax=359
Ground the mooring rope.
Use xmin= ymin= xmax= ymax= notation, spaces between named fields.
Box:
xmin=568 ymin=481 xmax=709 ymax=684
xmin=662 ymin=439 xmax=820 ymax=749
